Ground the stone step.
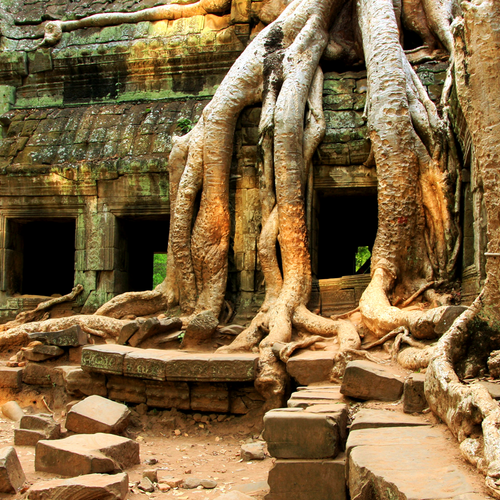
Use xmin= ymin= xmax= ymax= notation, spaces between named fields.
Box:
xmin=350 ymin=408 xmax=430 ymax=431
xmin=81 ymin=345 xmax=258 ymax=382
xmin=347 ymin=426 xmax=488 ymax=499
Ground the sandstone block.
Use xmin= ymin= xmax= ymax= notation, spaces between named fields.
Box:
xmin=81 ymin=345 xmax=135 ymax=375
xmin=288 ymin=386 xmax=343 ymax=408
xmin=263 ymin=406 xmax=347 ymax=459
xmin=61 ymin=367 xmax=107 ymax=397
xmin=22 ymin=363 xmax=63 ymax=386
xmin=124 ymin=349 xmax=173 ymax=381
xmin=266 ymin=456 xmax=346 ymax=500
xmin=240 ymin=442 xmax=265 ymax=461
xmin=27 ymin=472 xmax=128 ymax=499
xmin=181 ymin=310 xmax=218 ymax=348
xmin=164 ymin=353 xmax=258 ymax=382
xmin=35 ymin=433 xmax=140 ymax=476
xmin=28 ymin=325 xmax=87 ymax=347
xmin=65 ymin=395 xmax=130 ymax=434
xmin=191 ymin=382 xmax=229 ymax=413
xmin=286 ymin=350 xmax=336 ymax=385
xmin=0 ymin=447 xmax=26 ymax=493
xmin=15 ymin=414 xmax=61 ymax=445
xmin=403 ymin=373 xmax=427 ymax=413
xmin=351 ymin=409 xmax=429 ymax=431
xmin=23 ymin=345 xmax=64 ymax=362
xmin=107 ymin=375 xmax=146 ymax=404
xmin=0 ymin=367 xmax=23 ymax=389
xmin=145 ymin=380 xmax=190 ymax=410
xmin=14 ymin=429 xmax=50 ymax=446
xmin=117 ymin=320 xmax=141 ymax=345
xmin=1 ymin=401 xmax=24 ymax=421
xmin=340 ymin=360 xmax=404 ymax=401
xmin=68 ymin=346 xmax=84 ymax=364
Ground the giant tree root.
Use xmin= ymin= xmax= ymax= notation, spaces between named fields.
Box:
xmin=426 ymin=293 xmax=500 ymax=499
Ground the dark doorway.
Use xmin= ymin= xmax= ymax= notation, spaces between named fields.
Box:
xmin=6 ymin=218 xmax=76 ymax=296
xmin=115 ymin=217 xmax=169 ymax=293
xmin=317 ymin=193 xmax=378 ymax=279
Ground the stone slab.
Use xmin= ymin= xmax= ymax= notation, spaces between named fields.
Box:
xmin=26 ymin=472 xmax=128 ymax=500
xmin=107 ymin=375 xmax=146 ymax=404
xmin=60 ymin=366 xmax=107 ymax=397
xmin=190 ymin=382 xmax=229 ymax=413
xmin=35 ymin=433 xmax=140 ymax=476
xmin=81 ymin=345 xmax=135 ymax=375
xmin=340 ymin=360 xmax=404 ymax=401
xmin=145 ymin=380 xmax=190 ymax=410
xmin=263 ymin=406 xmax=348 ymax=459
xmin=403 ymin=373 xmax=427 ymax=413
xmin=350 ymin=409 xmax=430 ymax=431
xmin=348 ymin=444 xmax=481 ymax=500
xmin=15 ymin=414 xmax=60 ymax=445
xmin=65 ymin=395 xmax=130 ymax=434
xmin=123 ymin=349 xmax=174 ymax=381
xmin=266 ymin=456 xmax=346 ymax=500
xmin=0 ymin=447 xmax=26 ymax=493
xmin=288 ymin=386 xmax=344 ymax=408
xmin=286 ymin=350 xmax=336 ymax=385
xmin=164 ymin=353 xmax=258 ymax=382
xmin=27 ymin=325 xmax=87 ymax=347
xmin=22 ymin=363 xmax=63 ymax=386
xmin=0 ymin=366 xmax=23 ymax=389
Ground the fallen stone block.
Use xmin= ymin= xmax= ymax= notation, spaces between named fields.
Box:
xmin=349 ymin=444 xmax=479 ymax=500
xmin=266 ymin=456 xmax=346 ymax=500
xmin=117 ymin=320 xmax=142 ymax=346
xmin=22 ymin=345 xmax=65 ymax=362
xmin=81 ymin=345 xmax=135 ymax=375
xmin=27 ymin=325 xmax=87 ymax=347
xmin=145 ymin=380 xmax=190 ymax=410
xmin=403 ymin=373 xmax=427 ymax=413
xmin=351 ymin=408 xmax=429 ymax=431
xmin=128 ymin=317 xmax=183 ymax=347
xmin=65 ymin=395 xmax=130 ymax=434
xmin=263 ymin=406 xmax=347 ymax=459
xmin=286 ymin=350 xmax=336 ymax=385
xmin=240 ymin=442 xmax=265 ymax=461
xmin=156 ymin=472 xmax=183 ymax=487
xmin=340 ymin=360 xmax=404 ymax=401
xmin=0 ymin=446 xmax=26 ymax=493
xmin=1 ymin=401 xmax=24 ymax=421
xmin=107 ymin=375 xmax=146 ymax=404
xmin=181 ymin=310 xmax=218 ymax=348
xmin=26 ymin=472 xmax=128 ymax=499
xmin=190 ymin=382 xmax=229 ymax=413
xmin=60 ymin=367 xmax=107 ymax=397
xmin=15 ymin=414 xmax=61 ymax=445
xmin=288 ymin=386 xmax=344 ymax=408
xmin=22 ymin=363 xmax=63 ymax=386
xmin=0 ymin=367 xmax=23 ymax=389
xmin=138 ymin=476 xmax=155 ymax=493
xmin=35 ymin=433 xmax=140 ymax=476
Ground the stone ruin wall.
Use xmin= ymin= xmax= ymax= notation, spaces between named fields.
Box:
xmin=0 ymin=0 xmax=485 ymax=321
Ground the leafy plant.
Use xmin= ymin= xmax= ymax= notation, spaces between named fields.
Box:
xmin=153 ymin=253 xmax=168 ymax=288
xmin=355 ymin=246 xmax=371 ymax=272
xmin=177 ymin=118 xmax=193 ymax=134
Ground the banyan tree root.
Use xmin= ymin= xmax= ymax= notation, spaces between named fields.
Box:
xmin=0 ymin=315 xmax=129 ymax=348
xmin=0 ymin=284 xmax=84 ymax=332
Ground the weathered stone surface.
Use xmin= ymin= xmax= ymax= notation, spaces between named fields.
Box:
xmin=478 ymin=380 xmax=500 ymax=400
xmin=240 ymin=442 xmax=265 ymax=461
xmin=191 ymin=382 xmax=229 ymax=412
xmin=128 ymin=317 xmax=183 ymax=347
xmin=145 ymin=380 xmax=190 ymax=410
xmin=287 ymin=386 xmax=344 ymax=408
xmin=183 ymin=477 xmax=202 ymax=489
xmin=14 ymin=429 xmax=50 ymax=446
xmin=0 ymin=367 xmax=23 ymax=389
xmin=35 ymin=433 xmax=140 ymax=476
xmin=107 ymin=375 xmax=146 ymax=404
xmin=0 ymin=447 xmax=26 ymax=493
xmin=28 ymin=325 xmax=87 ymax=347
xmin=164 ymin=353 xmax=258 ymax=382
xmin=27 ymin=472 xmax=128 ymax=500
xmin=348 ymin=444 xmax=480 ymax=500
xmin=340 ymin=360 xmax=404 ymax=401
xmin=1 ymin=401 xmax=24 ymax=421
xmin=286 ymin=350 xmax=336 ymax=385
xmin=346 ymin=426 xmax=445 ymax=458
xmin=263 ymin=406 xmax=347 ymax=459
xmin=23 ymin=344 xmax=65 ymax=362
xmin=81 ymin=345 xmax=135 ymax=375
xmin=156 ymin=472 xmax=183 ymax=487
xmin=138 ymin=476 xmax=155 ymax=493
xmin=403 ymin=373 xmax=427 ymax=413
xmin=15 ymin=414 xmax=61 ymax=445
xmin=351 ymin=409 xmax=429 ymax=431
xmin=61 ymin=366 xmax=107 ymax=397
xmin=65 ymin=395 xmax=130 ymax=434
xmin=117 ymin=321 xmax=141 ymax=346
xmin=266 ymin=456 xmax=346 ymax=500
xmin=123 ymin=349 xmax=173 ymax=381
xmin=181 ymin=310 xmax=219 ymax=348
xmin=22 ymin=363 xmax=63 ymax=386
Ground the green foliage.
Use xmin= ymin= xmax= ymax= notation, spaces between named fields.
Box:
xmin=177 ymin=118 xmax=193 ymax=134
xmin=153 ymin=253 xmax=168 ymax=288
xmin=355 ymin=246 xmax=371 ymax=272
